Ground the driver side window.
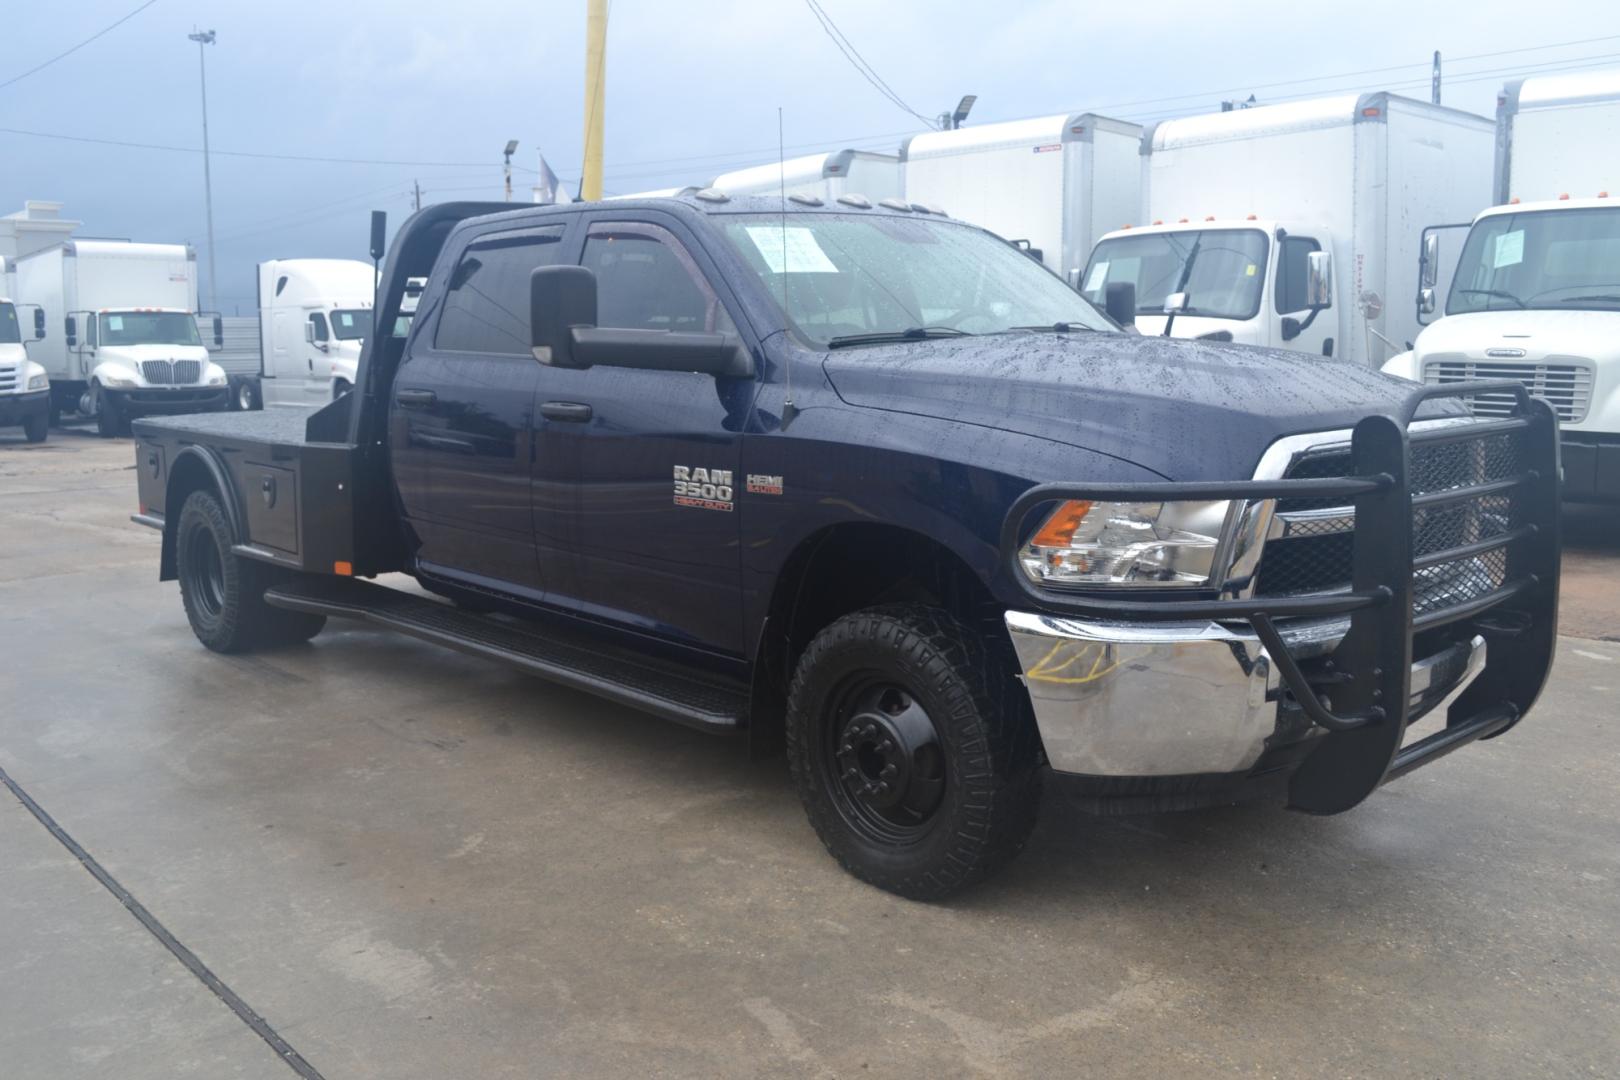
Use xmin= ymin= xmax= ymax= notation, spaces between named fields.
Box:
xmin=309 ymin=312 xmax=330 ymax=343
xmin=1275 ymin=236 xmax=1322 ymax=313
xmin=87 ymin=314 xmax=98 ymax=348
xmin=581 ymin=223 xmax=735 ymax=335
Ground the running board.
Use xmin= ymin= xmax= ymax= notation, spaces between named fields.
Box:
xmin=263 ymin=577 xmax=747 ymax=734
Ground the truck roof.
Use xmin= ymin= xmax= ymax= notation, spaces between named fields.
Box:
xmin=1144 ymin=90 xmax=1491 ymax=152
xmin=23 ymin=238 xmax=195 ymax=262
xmin=1477 ymin=195 xmax=1617 ymax=219
xmin=1507 ymin=67 xmax=1620 ymax=113
xmin=900 ymin=112 xmax=1139 ymax=160
xmin=464 ymin=191 xmax=953 ymax=225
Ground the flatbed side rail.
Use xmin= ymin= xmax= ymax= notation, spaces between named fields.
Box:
xmin=999 ymin=381 xmax=1561 ymax=813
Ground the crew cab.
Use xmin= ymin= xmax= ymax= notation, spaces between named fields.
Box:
xmin=131 ymin=194 xmax=1561 ymax=899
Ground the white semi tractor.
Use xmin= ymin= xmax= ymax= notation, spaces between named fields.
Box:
xmin=0 ymin=296 xmax=50 ymax=442
xmin=902 ymin=113 xmax=1141 ymax=280
xmin=1383 ymin=69 xmax=1620 ymax=503
xmin=707 ymin=149 xmax=903 ymax=204
xmin=15 ymin=240 xmax=229 ymax=436
xmin=250 ymin=258 xmax=377 ymax=409
xmin=1080 ymin=92 xmax=1494 ymax=367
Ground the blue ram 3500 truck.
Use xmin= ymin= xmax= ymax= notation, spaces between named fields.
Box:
xmin=131 ymin=194 xmax=1560 ymax=899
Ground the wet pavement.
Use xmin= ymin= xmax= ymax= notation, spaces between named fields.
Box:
xmin=2 ymin=429 xmax=1617 ymax=1078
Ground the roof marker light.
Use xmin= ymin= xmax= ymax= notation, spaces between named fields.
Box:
xmin=692 ymin=187 xmax=730 ymax=203
xmin=1600 ymin=191 xmax=1611 ymax=199
xmin=1362 ymin=107 xmax=1381 ymax=117
xmin=1246 ymin=214 xmax=1257 ymax=220
xmin=1152 ymin=219 xmax=1163 ymax=225
xmin=1509 ymin=197 xmax=1521 ymax=204
xmin=1178 ymin=217 xmax=1189 ymax=223
xmin=1559 ymin=193 xmax=1571 ymax=200
xmin=837 ymin=194 xmax=872 ymax=209
xmin=787 ymin=192 xmax=823 ymax=207
xmin=1205 ymin=215 xmax=1216 ymax=222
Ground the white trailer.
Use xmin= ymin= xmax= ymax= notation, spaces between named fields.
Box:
xmin=1080 ymin=92 xmax=1494 ymax=368
xmin=1383 ymin=69 xmax=1620 ymax=502
xmin=708 ymin=149 xmax=903 ymax=204
xmin=14 ymin=240 xmax=228 ymax=436
xmin=253 ymin=258 xmax=377 ymax=410
xmin=901 ymin=113 xmax=1142 ymax=280
xmin=0 ymin=296 xmax=51 ymax=442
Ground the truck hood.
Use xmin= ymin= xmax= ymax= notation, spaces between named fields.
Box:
xmin=822 ymin=332 xmax=1442 ymax=481
xmin=97 ymin=343 xmax=212 ymax=364
xmin=1415 ymin=308 xmax=1620 ymax=363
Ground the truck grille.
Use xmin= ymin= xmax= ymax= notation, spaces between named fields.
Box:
xmin=1255 ymin=425 xmax=1527 ymax=618
xmin=0 ymin=365 xmax=17 ymax=392
xmin=1423 ymin=356 xmax=1592 ymax=424
xmin=139 ymin=359 xmax=203 ymax=385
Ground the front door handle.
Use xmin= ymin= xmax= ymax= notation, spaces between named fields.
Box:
xmin=540 ymin=401 xmax=592 ymax=422
xmin=395 ymin=388 xmax=436 ymax=408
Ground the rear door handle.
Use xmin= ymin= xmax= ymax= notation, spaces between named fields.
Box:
xmin=540 ymin=401 xmax=592 ymax=422
xmin=395 ymin=388 xmax=436 ymax=408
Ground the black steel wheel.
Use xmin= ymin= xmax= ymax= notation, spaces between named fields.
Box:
xmin=22 ymin=410 xmax=48 ymax=443
xmin=176 ymin=490 xmax=325 ymax=653
xmin=93 ymin=385 xmax=122 ymax=439
xmin=786 ymin=604 xmax=1042 ymax=900
xmin=234 ymin=379 xmax=259 ymax=411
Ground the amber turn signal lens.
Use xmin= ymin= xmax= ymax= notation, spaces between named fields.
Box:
xmin=333 ymin=561 xmax=354 ymax=576
xmin=1030 ymin=500 xmax=1093 ymax=548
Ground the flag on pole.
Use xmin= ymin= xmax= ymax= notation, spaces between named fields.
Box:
xmin=533 ymin=155 xmax=572 ymax=205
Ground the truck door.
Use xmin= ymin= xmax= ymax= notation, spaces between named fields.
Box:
xmin=389 ymin=223 xmax=570 ymax=593
xmin=1275 ymin=235 xmax=1334 ymax=357
xmin=304 ymin=312 xmax=332 ymax=402
xmin=264 ymin=309 xmax=293 ymax=407
xmin=532 ymin=217 xmax=753 ymax=657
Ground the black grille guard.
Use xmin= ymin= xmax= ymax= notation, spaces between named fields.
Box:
xmin=999 ymin=382 xmax=1561 ymax=813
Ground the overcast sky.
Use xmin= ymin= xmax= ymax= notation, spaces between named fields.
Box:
xmin=4 ymin=0 xmax=1617 ymax=311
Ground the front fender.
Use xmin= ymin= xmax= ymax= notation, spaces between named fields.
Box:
xmin=90 ymin=359 xmax=143 ymax=390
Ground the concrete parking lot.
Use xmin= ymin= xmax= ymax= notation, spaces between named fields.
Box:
xmin=3 ymin=427 xmax=1618 ymax=1079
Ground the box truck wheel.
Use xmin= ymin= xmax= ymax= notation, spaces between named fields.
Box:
xmin=232 ymin=378 xmax=259 ymax=411
xmin=93 ymin=385 xmax=125 ymax=439
xmin=23 ymin=411 xmax=48 ymax=443
xmin=785 ymin=604 xmax=1042 ymax=900
xmin=176 ymin=490 xmax=325 ymax=653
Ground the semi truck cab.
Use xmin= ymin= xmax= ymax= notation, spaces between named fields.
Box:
xmin=1081 ymin=219 xmax=1336 ymax=355
xmin=67 ymin=307 xmax=229 ymax=436
xmin=1385 ymin=196 xmax=1620 ymax=501
xmin=256 ymin=259 xmax=377 ymax=408
xmin=0 ymin=299 xmax=51 ymax=442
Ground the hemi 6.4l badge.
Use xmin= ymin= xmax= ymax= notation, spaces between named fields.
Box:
xmin=746 ymin=474 xmax=784 ymax=496
xmin=674 ymin=466 xmax=734 ymax=511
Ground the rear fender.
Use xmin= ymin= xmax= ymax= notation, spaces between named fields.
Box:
xmin=158 ymin=445 xmax=243 ymax=581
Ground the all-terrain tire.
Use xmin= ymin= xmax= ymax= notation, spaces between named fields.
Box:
xmin=175 ymin=490 xmax=325 ymax=652
xmin=22 ymin=410 xmax=48 ymax=443
xmin=786 ymin=604 xmax=1042 ymax=900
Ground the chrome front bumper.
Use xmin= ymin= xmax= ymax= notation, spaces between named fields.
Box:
xmin=1005 ymin=611 xmax=1487 ymax=778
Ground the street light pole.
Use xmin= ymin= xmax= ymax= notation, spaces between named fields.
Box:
xmin=188 ymin=28 xmax=218 ymax=313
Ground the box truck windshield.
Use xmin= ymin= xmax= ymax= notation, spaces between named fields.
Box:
xmin=0 ymin=302 xmax=20 ymax=344
xmin=717 ymin=213 xmax=1111 ymax=346
xmin=330 ymin=309 xmax=368 ymax=340
xmin=1448 ymin=207 xmax=1620 ymax=315
xmin=1082 ymin=229 xmax=1268 ymax=319
xmin=101 ymin=311 xmax=202 ymax=347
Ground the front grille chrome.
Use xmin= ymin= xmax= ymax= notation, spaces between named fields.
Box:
xmin=137 ymin=359 xmax=202 ymax=385
xmin=1423 ymin=355 xmax=1593 ymax=423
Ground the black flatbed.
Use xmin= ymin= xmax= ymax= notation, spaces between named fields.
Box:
xmin=132 ymin=408 xmax=342 ymax=448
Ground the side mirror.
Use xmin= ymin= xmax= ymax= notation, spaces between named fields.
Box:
xmin=303 ymin=322 xmax=315 ymax=344
xmin=530 ymin=265 xmax=598 ymax=370
xmin=1163 ymin=291 xmax=1189 ymax=315
xmin=1306 ymin=250 xmax=1333 ymax=308
xmin=212 ymin=315 xmax=224 ymax=348
xmin=1104 ymin=281 xmax=1136 ymax=327
xmin=1281 ymin=316 xmax=1303 ymax=342
xmin=33 ymin=308 xmax=46 ymax=339
xmin=1421 ymin=233 xmax=1440 ymax=289
xmin=369 ymin=211 xmax=387 ymax=262
xmin=1419 ymin=286 xmax=1436 ymax=315
xmin=65 ymin=315 xmax=77 ymax=347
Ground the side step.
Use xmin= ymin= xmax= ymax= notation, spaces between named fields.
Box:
xmin=263 ymin=577 xmax=748 ymax=734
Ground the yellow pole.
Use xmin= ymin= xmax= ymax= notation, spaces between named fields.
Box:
xmin=581 ymin=0 xmax=607 ymax=201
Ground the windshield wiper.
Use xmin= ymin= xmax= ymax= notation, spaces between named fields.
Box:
xmin=1008 ymin=322 xmax=1096 ymax=333
xmin=1455 ymin=287 xmax=1527 ymax=309
xmin=1554 ymin=294 xmax=1620 ymax=305
xmin=826 ymin=326 xmax=972 ymax=348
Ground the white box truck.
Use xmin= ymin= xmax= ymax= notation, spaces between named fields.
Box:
xmin=253 ymin=258 xmax=377 ymax=409
xmin=1382 ymin=69 xmax=1620 ymax=502
xmin=15 ymin=240 xmax=229 ymax=436
xmin=901 ymin=113 xmax=1142 ymax=279
xmin=0 ymin=296 xmax=51 ymax=442
xmin=1079 ymin=92 xmax=1494 ymax=368
xmin=707 ymin=149 xmax=903 ymax=204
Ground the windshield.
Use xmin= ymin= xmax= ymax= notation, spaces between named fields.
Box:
xmin=99 ymin=311 xmax=202 ymax=347
xmin=1447 ymin=207 xmax=1620 ymax=314
xmin=717 ymin=212 xmax=1112 ymax=346
xmin=330 ymin=308 xmax=369 ymax=340
xmin=1080 ymin=229 xmax=1269 ymax=321
xmin=0 ymin=302 xmax=20 ymax=345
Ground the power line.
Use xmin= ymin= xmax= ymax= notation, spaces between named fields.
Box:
xmin=0 ymin=124 xmax=524 ymax=168
xmin=0 ymin=0 xmax=162 ymax=92
xmin=803 ymin=0 xmax=937 ymax=129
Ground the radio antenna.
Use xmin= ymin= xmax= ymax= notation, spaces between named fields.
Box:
xmin=778 ymin=106 xmax=799 ymax=428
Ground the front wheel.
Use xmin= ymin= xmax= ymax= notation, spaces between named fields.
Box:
xmin=786 ymin=604 xmax=1042 ymax=900
xmin=176 ymin=490 xmax=326 ymax=653
xmin=93 ymin=385 xmax=123 ymax=438
xmin=23 ymin=410 xmax=48 ymax=443
xmin=233 ymin=379 xmax=259 ymax=411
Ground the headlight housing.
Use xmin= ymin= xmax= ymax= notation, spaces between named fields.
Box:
xmin=24 ymin=362 xmax=48 ymax=390
xmin=99 ymin=370 xmax=139 ymax=389
xmin=205 ymin=364 xmax=227 ymax=387
xmin=1018 ymin=499 xmax=1230 ymax=588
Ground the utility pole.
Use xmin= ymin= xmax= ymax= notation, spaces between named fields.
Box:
xmin=188 ymin=28 xmax=218 ymax=312
xmin=412 ymin=179 xmax=422 ymax=211
xmin=503 ymin=140 xmax=518 ymax=202
xmin=1432 ymin=50 xmax=1442 ymax=105
xmin=581 ymin=0 xmax=607 ymax=201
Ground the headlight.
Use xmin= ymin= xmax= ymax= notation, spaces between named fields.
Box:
xmin=205 ymin=366 xmax=227 ymax=386
xmin=1018 ymin=499 xmax=1229 ymax=588
xmin=99 ymin=371 xmax=139 ymax=389
xmin=27 ymin=373 xmax=48 ymax=390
